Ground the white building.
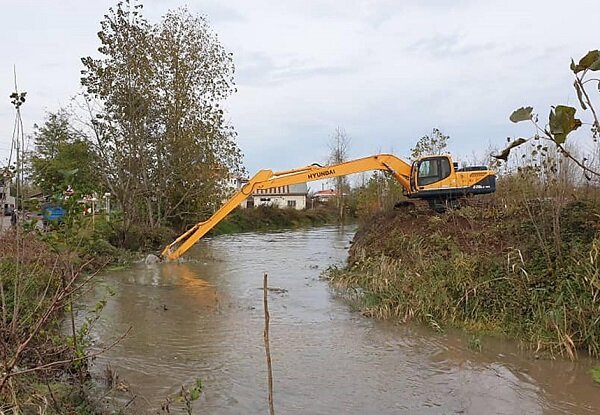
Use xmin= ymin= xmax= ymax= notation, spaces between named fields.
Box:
xmin=0 ymin=179 xmax=15 ymax=215
xmin=223 ymin=176 xmax=248 ymax=197
xmin=241 ymin=183 xmax=308 ymax=210
xmin=313 ymin=188 xmax=337 ymax=203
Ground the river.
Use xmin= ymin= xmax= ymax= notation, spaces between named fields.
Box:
xmin=83 ymin=225 xmax=600 ymax=414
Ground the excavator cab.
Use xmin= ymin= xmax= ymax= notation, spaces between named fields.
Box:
xmin=409 ymin=155 xmax=453 ymax=194
xmin=409 ymin=155 xmax=495 ymax=205
xmin=414 ymin=156 xmax=452 ymax=188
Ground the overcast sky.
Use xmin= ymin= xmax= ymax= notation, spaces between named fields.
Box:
xmin=1 ymin=0 xmax=599 ymax=174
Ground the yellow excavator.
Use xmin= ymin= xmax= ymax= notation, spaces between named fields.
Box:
xmin=161 ymin=153 xmax=495 ymax=261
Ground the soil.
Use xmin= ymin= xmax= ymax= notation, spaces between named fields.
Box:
xmin=350 ymin=205 xmax=500 ymax=262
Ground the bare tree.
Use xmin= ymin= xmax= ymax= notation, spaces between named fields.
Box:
xmin=328 ymin=127 xmax=351 ymax=220
xmin=410 ymin=128 xmax=449 ymax=160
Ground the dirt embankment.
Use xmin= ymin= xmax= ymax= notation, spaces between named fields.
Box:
xmin=349 ymin=206 xmax=502 ymax=262
xmin=330 ymin=199 xmax=600 ymax=358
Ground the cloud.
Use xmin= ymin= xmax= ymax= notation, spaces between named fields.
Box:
xmin=1 ymin=0 xmax=600 ymax=175
xmin=236 ymin=51 xmax=356 ymax=86
xmin=406 ymin=33 xmax=496 ymax=57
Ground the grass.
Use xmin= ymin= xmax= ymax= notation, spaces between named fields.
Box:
xmin=468 ymin=336 xmax=483 ymax=352
xmin=326 ymin=195 xmax=600 ymax=359
xmin=592 ymin=366 xmax=600 ymax=384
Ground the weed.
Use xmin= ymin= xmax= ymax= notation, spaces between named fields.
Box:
xmin=159 ymin=378 xmax=204 ymax=415
xmin=591 ymin=366 xmax=600 ymax=384
xmin=468 ymin=336 xmax=483 ymax=352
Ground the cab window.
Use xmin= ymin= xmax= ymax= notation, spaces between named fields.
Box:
xmin=417 ymin=157 xmax=451 ymax=187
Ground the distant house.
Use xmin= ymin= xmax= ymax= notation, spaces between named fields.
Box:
xmin=221 ymin=174 xmax=308 ymax=210
xmin=241 ymin=183 xmax=308 ymax=210
xmin=223 ymin=175 xmax=249 ymax=197
xmin=0 ymin=179 xmax=15 ymax=215
xmin=313 ymin=188 xmax=337 ymax=203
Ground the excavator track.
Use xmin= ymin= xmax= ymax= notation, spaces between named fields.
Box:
xmin=394 ymin=195 xmax=491 ymax=213
xmin=393 ymin=199 xmax=432 ymax=212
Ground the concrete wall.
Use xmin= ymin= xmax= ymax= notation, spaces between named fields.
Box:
xmin=0 ymin=184 xmax=15 ymax=215
xmin=243 ymin=194 xmax=306 ymax=210
xmin=239 ymin=182 xmax=308 ymax=210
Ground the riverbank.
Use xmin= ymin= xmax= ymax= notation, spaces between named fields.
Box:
xmin=90 ymin=206 xmax=340 ymax=253
xmin=0 ymin=229 xmax=114 ymax=412
xmin=326 ymin=196 xmax=600 ymax=359
xmin=211 ymin=206 xmax=339 ymax=235
xmin=0 ymin=209 xmax=143 ymax=412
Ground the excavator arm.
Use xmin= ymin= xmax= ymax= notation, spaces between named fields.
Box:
xmin=161 ymin=153 xmax=411 ymax=261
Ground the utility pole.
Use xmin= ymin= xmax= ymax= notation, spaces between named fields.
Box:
xmin=9 ymin=66 xmax=27 ymax=230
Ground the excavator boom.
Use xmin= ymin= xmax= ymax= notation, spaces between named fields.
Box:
xmin=161 ymin=153 xmax=494 ymax=261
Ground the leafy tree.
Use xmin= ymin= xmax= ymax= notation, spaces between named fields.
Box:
xmin=151 ymin=7 xmax=243 ymax=229
xmin=30 ymin=111 xmax=96 ymax=197
xmin=32 ymin=111 xmax=70 ymax=159
xmin=410 ymin=128 xmax=449 ymax=160
xmin=80 ymin=0 xmax=156 ymax=228
xmin=80 ymin=1 xmax=243 ymax=230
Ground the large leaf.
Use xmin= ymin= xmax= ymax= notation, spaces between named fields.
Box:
xmin=548 ymin=105 xmax=582 ymax=145
xmin=493 ymin=137 xmax=529 ymax=161
xmin=572 ymin=50 xmax=600 ymax=73
xmin=509 ymin=106 xmax=534 ymax=123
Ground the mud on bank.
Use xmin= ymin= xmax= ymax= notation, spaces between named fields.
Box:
xmin=327 ymin=198 xmax=600 ymax=358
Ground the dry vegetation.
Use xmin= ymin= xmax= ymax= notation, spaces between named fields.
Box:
xmin=0 ymin=231 xmax=96 ymax=412
xmin=327 ymin=176 xmax=600 ymax=359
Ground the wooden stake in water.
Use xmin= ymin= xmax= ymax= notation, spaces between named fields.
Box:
xmin=263 ymin=272 xmax=275 ymax=415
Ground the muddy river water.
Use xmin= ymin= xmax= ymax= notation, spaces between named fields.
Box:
xmin=84 ymin=225 xmax=600 ymax=414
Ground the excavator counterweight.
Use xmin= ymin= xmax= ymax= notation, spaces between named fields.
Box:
xmin=161 ymin=153 xmax=495 ymax=261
